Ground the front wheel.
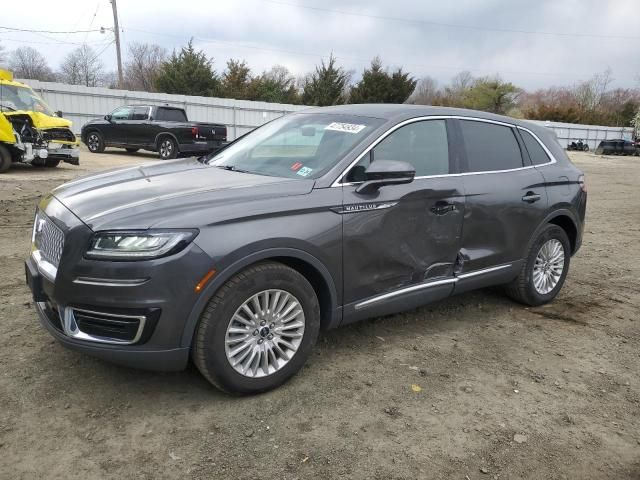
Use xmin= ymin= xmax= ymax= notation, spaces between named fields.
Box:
xmin=193 ymin=262 xmax=320 ymax=394
xmin=505 ymin=224 xmax=571 ymax=306
xmin=86 ymin=131 xmax=105 ymax=153
xmin=158 ymin=136 xmax=178 ymax=160
xmin=0 ymin=145 xmax=12 ymax=173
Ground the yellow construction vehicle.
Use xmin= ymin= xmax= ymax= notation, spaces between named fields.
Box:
xmin=0 ymin=69 xmax=79 ymax=173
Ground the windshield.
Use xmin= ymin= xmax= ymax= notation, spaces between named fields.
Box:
xmin=0 ymin=83 xmax=54 ymax=116
xmin=207 ymin=113 xmax=383 ymax=179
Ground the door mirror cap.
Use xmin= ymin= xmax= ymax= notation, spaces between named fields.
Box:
xmin=55 ymin=110 xmax=63 ymax=118
xmin=104 ymin=114 xmax=112 ymax=122
xmin=355 ymin=160 xmax=415 ymax=194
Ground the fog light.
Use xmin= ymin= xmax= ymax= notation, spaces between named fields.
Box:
xmin=37 ymin=149 xmax=49 ymax=159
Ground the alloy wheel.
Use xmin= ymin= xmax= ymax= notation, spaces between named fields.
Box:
xmin=224 ymin=289 xmax=305 ymax=378
xmin=532 ymin=238 xmax=565 ymax=295
xmin=160 ymin=139 xmax=173 ymax=158
xmin=88 ymin=134 xmax=99 ymax=152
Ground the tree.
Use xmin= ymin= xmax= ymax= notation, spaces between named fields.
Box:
xmin=463 ymin=76 xmax=521 ymax=114
xmin=407 ymin=76 xmax=438 ymax=105
xmin=221 ymin=59 xmax=252 ymax=99
xmin=302 ymin=54 xmax=350 ymax=106
xmin=155 ymin=39 xmax=220 ymax=96
xmin=58 ymin=45 xmax=106 ymax=87
xmin=123 ymin=42 xmax=167 ymax=92
xmin=349 ymin=57 xmax=416 ymax=104
xmin=248 ymin=65 xmax=299 ymax=104
xmin=8 ymin=47 xmax=55 ymax=81
xmin=0 ymin=42 xmax=6 ymax=66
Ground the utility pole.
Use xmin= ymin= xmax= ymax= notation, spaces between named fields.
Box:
xmin=110 ymin=0 xmax=123 ymax=87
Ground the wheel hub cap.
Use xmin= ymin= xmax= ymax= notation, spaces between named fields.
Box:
xmin=532 ymin=238 xmax=565 ymax=295
xmin=224 ymin=289 xmax=305 ymax=378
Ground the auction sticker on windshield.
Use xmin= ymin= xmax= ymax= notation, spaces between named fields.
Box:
xmin=325 ymin=122 xmax=366 ymax=134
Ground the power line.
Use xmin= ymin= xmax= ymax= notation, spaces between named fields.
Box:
xmin=249 ymin=0 xmax=640 ymax=40
xmin=0 ymin=26 xmax=102 ymax=34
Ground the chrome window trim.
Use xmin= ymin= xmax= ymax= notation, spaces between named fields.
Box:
xmin=331 ymin=116 xmax=557 ymax=187
xmin=354 ymin=263 xmax=512 ymax=310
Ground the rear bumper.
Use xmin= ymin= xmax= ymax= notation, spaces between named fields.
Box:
xmin=179 ymin=140 xmax=228 ymax=153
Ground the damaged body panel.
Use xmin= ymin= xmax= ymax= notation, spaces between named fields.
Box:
xmin=0 ymin=70 xmax=79 ymax=172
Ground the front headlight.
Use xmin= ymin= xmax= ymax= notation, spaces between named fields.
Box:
xmin=86 ymin=229 xmax=198 ymax=260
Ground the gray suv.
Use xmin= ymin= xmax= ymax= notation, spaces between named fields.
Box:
xmin=25 ymin=105 xmax=586 ymax=394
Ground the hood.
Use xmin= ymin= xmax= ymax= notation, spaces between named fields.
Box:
xmin=52 ymin=158 xmax=315 ymax=230
xmin=4 ymin=111 xmax=72 ymax=129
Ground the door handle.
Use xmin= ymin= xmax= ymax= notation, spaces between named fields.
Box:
xmin=522 ymin=191 xmax=541 ymax=203
xmin=430 ymin=201 xmax=456 ymax=215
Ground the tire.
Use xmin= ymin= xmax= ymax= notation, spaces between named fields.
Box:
xmin=44 ymin=159 xmax=60 ymax=168
xmin=0 ymin=145 xmax=12 ymax=173
xmin=193 ymin=261 xmax=321 ymax=394
xmin=583 ymin=145 xmax=589 ymax=152
xmin=125 ymin=148 xmax=139 ymax=153
xmin=86 ymin=131 xmax=105 ymax=153
xmin=157 ymin=136 xmax=178 ymax=160
xmin=505 ymin=224 xmax=571 ymax=307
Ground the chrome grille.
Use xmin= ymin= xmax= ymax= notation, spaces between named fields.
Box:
xmin=33 ymin=211 xmax=65 ymax=266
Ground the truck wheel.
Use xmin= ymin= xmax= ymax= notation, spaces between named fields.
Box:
xmin=86 ymin=131 xmax=105 ymax=153
xmin=505 ymin=224 xmax=571 ymax=307
xmin=125 ymin=148 xmax=139 ymax=153
xmin=192 ymin=261 xmax=321 ymax=394
xmin=44 ymin=159 xmax=61 ymax=168
xmin=0 ymin=145 xmax=11 ymax=173
xmin=158 ymin=136 xmax=178 ymax=160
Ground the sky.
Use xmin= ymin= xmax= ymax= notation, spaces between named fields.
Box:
xmin=1 ymin=0 xmax=639 ymax=91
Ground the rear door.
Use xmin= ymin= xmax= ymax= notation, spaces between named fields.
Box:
xmin=125 ymin=106 xmax=152 ymax=147
xmin=455 ymin=118 xmax=548 ymax=282
xmin=341 ymin=118 xmax=465 ymax=323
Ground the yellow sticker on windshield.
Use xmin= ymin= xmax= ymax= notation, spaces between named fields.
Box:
xmin=325 ymin=122 xmax=366 ymax=134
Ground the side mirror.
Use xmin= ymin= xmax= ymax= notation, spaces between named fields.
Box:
xmin=55 ymin=110 xmax=63 ymax=118
xmin=355 ymin=160 xmax=415 ymax=194
xmin=104 ymin=114 xmax=112 ymax=122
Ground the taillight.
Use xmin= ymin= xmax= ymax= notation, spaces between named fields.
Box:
xmin=191 ymin=126 xmax=199 ymax=138
xmin=578 ymin=174 xmax=586 ymax=193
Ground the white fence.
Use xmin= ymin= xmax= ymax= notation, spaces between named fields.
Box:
xmin=20 ymin=79 xmax=307 ymax=140
xmin=528 ymin=120 xmax=634 ymax=150
xmin=19 ymin=79 xmax=635 ymax=148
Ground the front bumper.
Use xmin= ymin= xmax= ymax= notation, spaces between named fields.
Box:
xmin=24 ymin=197 xmax=214 ymax=371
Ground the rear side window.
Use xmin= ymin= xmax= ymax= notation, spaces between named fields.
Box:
xmin=156 ymin=108 xmax=187 ymax=122
xmin=520 ymin=130 xmax=551 ymax=165
xmin=131 ymin=106 xmax=149 ymax=120
xmin=459 ymin=120 xmax=523 ymax=172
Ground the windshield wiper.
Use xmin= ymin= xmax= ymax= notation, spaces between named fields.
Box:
xmin=215 ymin=165 xmax=252 ymax=174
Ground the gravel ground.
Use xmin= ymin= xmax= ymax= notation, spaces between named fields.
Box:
xmin=0 ymin=149 xmax=638 ymax=480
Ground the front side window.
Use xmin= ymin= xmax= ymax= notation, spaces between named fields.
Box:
xmin=346 ymin=120 xmax=449 ymax=182
xmin=520 ymin=130 xmax=551 ymax=165
xmin=111 ymin=107 xmax=131 ymax=121
xmin=208 ymin=113 xmax=383 ymax=179
xmin=459 ymin=120 xmax=523 ymax=172
xmin=131 ymin=106 xmax=149 ymax=121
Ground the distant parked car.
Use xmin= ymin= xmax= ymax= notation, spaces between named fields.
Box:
xmin=594 ymin=139 xmax=638 ymax=156
xmin=567 ymin=139 xmax=589 ymax=151
xmin=27 ymin=105 xmax=586 ymax=394
xmin=81 ymin=105 xmax=228 ymax=159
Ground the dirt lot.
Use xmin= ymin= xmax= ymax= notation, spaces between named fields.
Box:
xmin=0 ymin=149 xmax=638 ymax=479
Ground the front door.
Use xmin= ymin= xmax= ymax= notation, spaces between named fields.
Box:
xmin=340 ymin=119 xmax=465 ymax=323
xmin=104 ymin=106 xmax=132 ymax=145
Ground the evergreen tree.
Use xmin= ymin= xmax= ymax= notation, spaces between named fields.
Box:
xmin=248 ymin=65 xmax=300 ymax=104
xmin=302 ymin=54 xmax=349 ymax=106
xmin=155 ymin=39 xmax=220 ymax=96
xmin=349 ymin=57 xmax=415 ymax=104
xmin=221 ymin=59 xmax=252 ymax=99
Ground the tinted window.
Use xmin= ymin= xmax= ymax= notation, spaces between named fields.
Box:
xmin=132 ymin=106 xmax=149 ymax=120
xmin=111 ymin=106 xmax=131 ymax=121
xmin=459 ymin=120 xmax=523 ymax=172
xmin=156 ymin=108 xmax=187 ymax=122
xmin=520 ymin=130 xmax=550 ymax=165
xmin=346 ymin=120 xmax=449 ymax=182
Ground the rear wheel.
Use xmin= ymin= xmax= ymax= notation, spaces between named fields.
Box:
xmin=125 ymin=148 xmax=139 ymax=153
xmin=158 ymin=136 xmax=178 ymax=160
xmin=0 ymin=145 xmax=11 ymax=173
xmin=193 ymin=262 xmax=320 ymax=394
xmin=505 ymin=224 xmax=571 ymax=306
xmin=583 ymin=145 xmax=589 ymax=152
xmin=86 ymin=131 xmax=105 ymax=153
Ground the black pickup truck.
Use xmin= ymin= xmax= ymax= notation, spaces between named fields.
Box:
xmin=80 ymin=105 xmax=228 ymax=159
